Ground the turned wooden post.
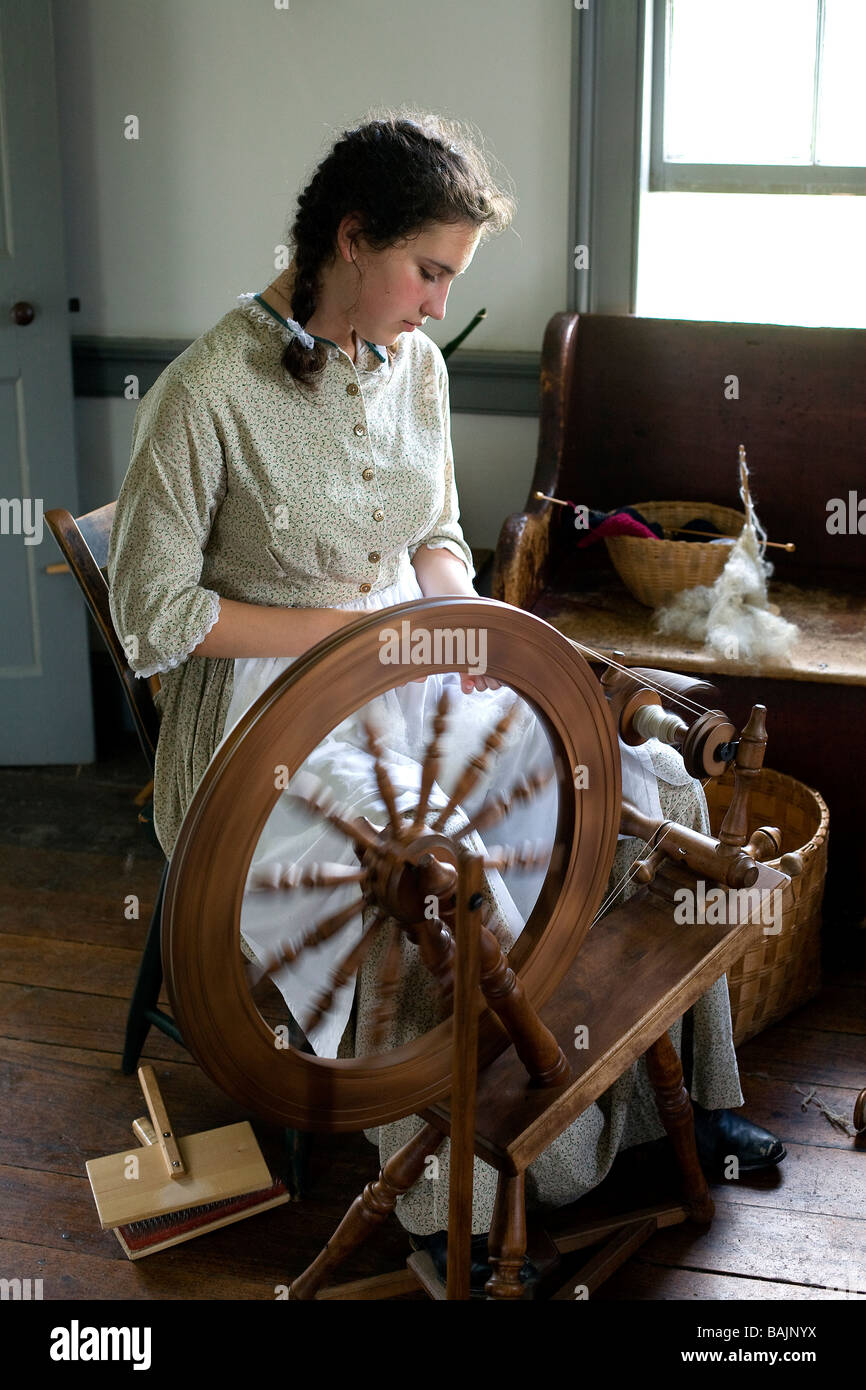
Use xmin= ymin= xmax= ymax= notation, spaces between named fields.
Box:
xmin=485 ymin=1172 xmax=527 ymax=1300
xmin=289 ymin=1121 xmax=444 ymax=1299
xmin=644 ymin=1031 xmax=714 ymax=1224
xmin=446 ymin=850 xmax=484 ymax=1301
xmin=717 ymin=704 xmax=767 ymax=860
xmin=478 ymin=924 xmax=570 ymax=1087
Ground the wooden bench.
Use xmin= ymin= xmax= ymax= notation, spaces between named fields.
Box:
xmin=493 ymin=313 xmax=866 ymax=930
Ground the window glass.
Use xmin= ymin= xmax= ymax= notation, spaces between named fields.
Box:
xmin=664 ymin=0 xmax=817 ymax=165
xmin=816 ymin=0 xmax=866 ymax=165
xmin=636 ymin=191 xmax=866 ymax=327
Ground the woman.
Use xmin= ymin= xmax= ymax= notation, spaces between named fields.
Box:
xmin=107 ymin=110 xmax=783 ymax=1277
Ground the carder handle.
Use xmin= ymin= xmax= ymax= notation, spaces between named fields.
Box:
xmin=137 ymin=1064 xmax=186 ymax=1178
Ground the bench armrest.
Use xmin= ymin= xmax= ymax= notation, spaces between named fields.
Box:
xmin=492 ymin=503 xmax=554 ymax=609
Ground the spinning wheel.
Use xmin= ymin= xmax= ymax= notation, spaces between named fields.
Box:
xmin=162 ymin=597 xmax=622 ymax=1134
xmin=162 ymin=595 xmax=798 ymax=1299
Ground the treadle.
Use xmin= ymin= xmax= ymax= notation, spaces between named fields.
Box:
xmin=406 ymin=1251 xmax=449 ymax=1300
xmin=314 ymin=1268 xmax=423 ymax=1301
xmin=422 ymin=860 xmax=787 ymax=1173
xmin=548 ymin=1217 xmax=658 ymax=1300
xmin=407 ymin=1226 xmax=562 ymax=1301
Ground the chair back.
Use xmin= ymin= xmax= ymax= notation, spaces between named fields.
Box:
xmin=44 ymin=504 xmax=160 ymax=769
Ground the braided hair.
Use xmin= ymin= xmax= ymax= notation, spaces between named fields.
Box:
xmin=280 ymin=108 xmax=516 ymax=389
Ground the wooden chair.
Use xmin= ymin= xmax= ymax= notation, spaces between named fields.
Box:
xmin=44 ymin=504 xmax=177 ymax=1071
xmin=493 ymin=312 xmax=866 ymax=926
xmin=44 ymin=502 xmax=311 ymax=1196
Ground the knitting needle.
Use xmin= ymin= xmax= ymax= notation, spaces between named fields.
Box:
xmin=665 ymin=524 xmax=796 ymax=551
xmin=532 ymin=492 xmax=796 ymax=551
xmin=534 ymin=490 xmax=571 ymax=507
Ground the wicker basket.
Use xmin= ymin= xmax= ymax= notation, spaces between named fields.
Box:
xmin=605 ymin=501 xmax=744 ymax=607
xmin=705 ymin=767 xmax=829 ymax=1047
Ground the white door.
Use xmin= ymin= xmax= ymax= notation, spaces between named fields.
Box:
xmin=0 ymin=0 xmax=93 ymax=762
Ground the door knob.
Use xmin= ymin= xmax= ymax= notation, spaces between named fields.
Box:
xmin=11 ymin=301 xmax=35 ymax=326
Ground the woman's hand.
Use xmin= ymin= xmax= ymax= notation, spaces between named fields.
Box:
xmin=409 ymin=546 xmax=501 ymax=692
xmin=459 ymin=672 xmax=501 ymax=694
xmin=409 ymin=672 xmax=501 ymax=691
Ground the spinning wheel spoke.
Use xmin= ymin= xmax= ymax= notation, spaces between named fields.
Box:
xmin=367 ymin=921 xmax=406 ymax=1052
xmin=431 ymin=701 xmax=521 ymax=832
xmin=303 ymin=909 xmax=389 ymax=1035
xmin=361 ymin=717 xmax=408 ymax=841
xmin=460 ymin=766 xmax=554 ymax=839
xmin=249 ymin=862 xmax=370 ymax=892
xmin=261 ymin=893 xmax=370 ymax=975
xmin=287 ymin=772 xmax=383 ymax=854
xmin=410 ymin=688 xmax=450 ymax=833
xmin=483 ymin=840 xmax=559 ymax=875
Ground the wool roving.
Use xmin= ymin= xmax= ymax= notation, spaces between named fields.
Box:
xmin=653 ymin=449 xmax=799 ymax=666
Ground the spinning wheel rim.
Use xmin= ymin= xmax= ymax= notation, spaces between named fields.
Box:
xmin=163 ymin=597 xmax=621 ymax=1131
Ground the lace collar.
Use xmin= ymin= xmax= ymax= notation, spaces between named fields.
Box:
xmin=236 ymin=292 xmax=390 ymax=367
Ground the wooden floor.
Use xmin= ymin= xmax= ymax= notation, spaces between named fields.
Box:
xmin=1 ymin=741 xmax=863 ymax=1302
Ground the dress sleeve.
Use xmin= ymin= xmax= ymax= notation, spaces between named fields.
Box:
xmin=107 ymin=376 xmax=227 ymax=680
xmin=407 ymin=355 xmax=476 ymax=582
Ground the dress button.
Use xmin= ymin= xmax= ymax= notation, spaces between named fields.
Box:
xmin=346 ymin=382 xmax=360 ymax=395
xmin=353 ymin=423 xmax=366 ymax=436
xmin=362 ymin=467 xmax=374 ymax=481
xmin=368 ymin=551 xmax=380 ymax=563
xmin=373 ymin=509 xmax=384 ymax=522
xmin=359 ymin=582 xmax=372 ymax=594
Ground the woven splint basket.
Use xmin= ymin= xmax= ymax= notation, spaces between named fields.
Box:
xmin=605 ymin=501 xmax=744 ymax=607
xmin=705 ymin=767 xmax=829 ymax=1047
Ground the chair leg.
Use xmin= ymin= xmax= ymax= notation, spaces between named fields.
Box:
xmin=122 ymin=859 xmax=171 ymax=1074
xmin=645 ymin=1029 xmax=714 ymax=1223
xmin=277 ymin=1013 xmax=317 ymax=1198
xmin=281 ymin=1126 xmax=313 ymax=1200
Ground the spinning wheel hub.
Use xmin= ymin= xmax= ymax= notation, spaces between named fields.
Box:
xmin=360 ymin=833 xmax=459 ymax=926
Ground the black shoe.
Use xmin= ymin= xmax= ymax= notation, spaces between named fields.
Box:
xmin=692 ymin=1103 xmax=786 ymax=1176
xmin=408 ymin=1230 xmax=537 ymax=1294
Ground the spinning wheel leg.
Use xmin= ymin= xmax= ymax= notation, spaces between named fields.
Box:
xmin=478 ymin=924 xmax=570 ymax=1087
xmin=288 ymin=1122 xmax=445 ymax=1300
xmin=645 ymin=1031 xmax=714 ymax=1224
xmin=485 ymin=1171 xmax=527 ymax=1300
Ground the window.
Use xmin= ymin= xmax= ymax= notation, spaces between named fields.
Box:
xmin=652 ymin=0 xmax=866 ymax=193
xmin=636 ymin=0 xmax=866 ymax=326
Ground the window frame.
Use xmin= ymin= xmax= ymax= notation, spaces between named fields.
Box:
xmin=649 ymin=0 xmax=866 ymax=195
